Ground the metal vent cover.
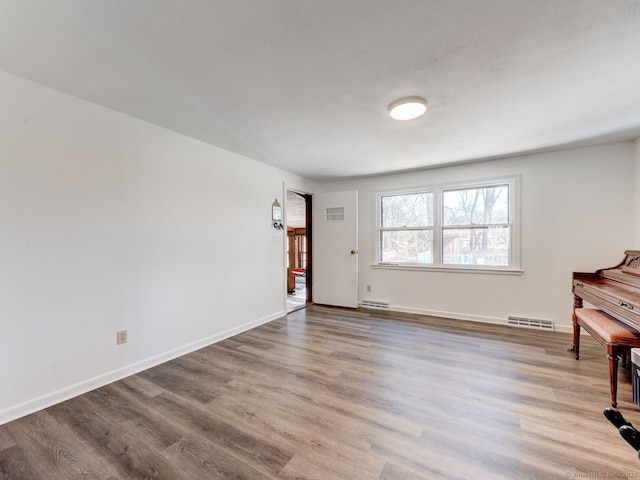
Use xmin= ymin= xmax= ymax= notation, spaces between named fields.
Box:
xmin=507 ymin=316 xmax=554 ymax=331
xmin=361 ymin=300 xmax=390 ymax=310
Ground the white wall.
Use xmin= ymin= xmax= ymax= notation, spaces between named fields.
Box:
xmin=0 ymin=71 xmax=317 ymax=425
xmin=320 ymin=143 xmax=636 ymax=332
xmin=636 ymin=138 xmax=640 ymax=247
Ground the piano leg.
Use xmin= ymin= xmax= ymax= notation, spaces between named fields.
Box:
xmin=607 ymin=348 xmax=620 ymax=408
xmin=571 ymin=316 xmax=581 ymax=360
xmin=570 ymin=295 xmax=583 ymax=359
xmin=622 ymin=352 xmax=630 ymax=369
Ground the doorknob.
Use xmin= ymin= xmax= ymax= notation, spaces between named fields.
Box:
xmin=350 ymin=249 xmax=358 ymax=255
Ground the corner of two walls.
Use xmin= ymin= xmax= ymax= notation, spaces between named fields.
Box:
xmin=636 ymin=138 xmax=640 ymax=247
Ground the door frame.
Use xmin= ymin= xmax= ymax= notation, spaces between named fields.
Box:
xmin=284 ymin=187 xmax=313 ymax=311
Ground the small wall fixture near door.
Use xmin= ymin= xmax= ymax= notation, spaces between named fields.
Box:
xmin=272 ymin=198 xmax=284 ymax=229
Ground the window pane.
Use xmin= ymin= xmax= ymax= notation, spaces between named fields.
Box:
xmin=381 ymin=230 xmax=433 ymax=263
xmin=382 ymin=193 xmax=433 ymax=228
xmin=443 ymin=185 xmax=508 ymax=225
xmin=442 ymin=227 xmax=510 ymax=266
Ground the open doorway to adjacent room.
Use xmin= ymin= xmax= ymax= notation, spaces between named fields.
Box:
xmin=286 ymin=190 xmax=312 ymax=312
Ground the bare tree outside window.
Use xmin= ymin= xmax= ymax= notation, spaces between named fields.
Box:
xmin=442 ymin=185 xmax=509 ymax=265
xmin=380 ymin=192 xmax=433 ymax=263
xmin=377 ymin=180 xmax=514 ymax=268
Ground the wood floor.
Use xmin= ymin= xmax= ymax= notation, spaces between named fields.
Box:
xmin=2 ymin=305 xmax=640 ymax=479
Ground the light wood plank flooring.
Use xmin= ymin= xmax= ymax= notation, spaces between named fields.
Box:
xmin=2 ymin=305 xmax=640 ymax=479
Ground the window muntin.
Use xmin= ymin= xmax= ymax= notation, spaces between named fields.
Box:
xmin=380 ymin=192 xmax=433 ymax=264
xmin=376 ymin=179 xmax=516 ymax=270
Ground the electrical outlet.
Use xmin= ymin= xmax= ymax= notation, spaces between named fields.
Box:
xmin=366 ymin=284 xmax=372 ymax=292
xmin=116 ymin=330 xmax=128 ymax=345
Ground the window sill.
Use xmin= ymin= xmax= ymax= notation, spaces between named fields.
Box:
xmin=370 ymin=263 xmax=524 ymax=275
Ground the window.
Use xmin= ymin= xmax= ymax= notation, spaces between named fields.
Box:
xmin=380 ymin=192 xmax=434 ymax=263
xmin=375 ymin=177 xmax=519 ymax=271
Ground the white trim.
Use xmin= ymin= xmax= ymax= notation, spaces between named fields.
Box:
xmin=373 ymin=174 xmax=521 ymax=271
xmin=371 ymin=263 xmax=523 ymax=275
xmin=392 ymin=304 xmax=506 ymax=325
xmin=387 ymin=304 xmax=572 ymax=334
xmin=0 ymin=311 xmax=284 ymax=426
xmin=285 ymin=184 xmax=313 ymax=309
xmin=282 ymin=182 xmax=290 ymax=312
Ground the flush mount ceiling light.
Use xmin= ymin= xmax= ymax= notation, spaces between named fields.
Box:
xmin=388 ymin=96 xmax=428 ymax=120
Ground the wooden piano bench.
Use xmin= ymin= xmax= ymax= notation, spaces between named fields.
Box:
xmin=572 ymin=308 xmax=640 ymax=407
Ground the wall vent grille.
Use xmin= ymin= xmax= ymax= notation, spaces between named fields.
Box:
xmin=361 ymin=300 xmax=390 ymax=310
xmin=507 ymin=316 xmax=554 ymax=331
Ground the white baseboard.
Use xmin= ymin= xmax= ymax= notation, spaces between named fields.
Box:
xmin=387 ymin=304 xmax=573 ymax=334
xmin=0 ymin=310 xmax=284 ymax=426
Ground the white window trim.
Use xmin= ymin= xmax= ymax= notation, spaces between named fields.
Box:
xmin=373 ymin=175 xmax=522 ymax=274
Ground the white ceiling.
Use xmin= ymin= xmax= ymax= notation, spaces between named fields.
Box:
xmin=1 ymin=1 xmax=639 ymax=181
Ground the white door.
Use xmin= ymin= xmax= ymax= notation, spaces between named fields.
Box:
xmin=313 ymin=190 xmax=358 ymax=308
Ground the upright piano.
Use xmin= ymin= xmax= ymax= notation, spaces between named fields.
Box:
xmin=572 ymin=250 xmax=640 ymax=406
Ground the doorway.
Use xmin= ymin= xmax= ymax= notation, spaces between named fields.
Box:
xmin=286 ymin=190 xmax=312 ymax=312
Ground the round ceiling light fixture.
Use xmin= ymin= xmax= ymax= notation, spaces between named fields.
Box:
xmin=388 ymin=96 xmax=428 ymax=121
